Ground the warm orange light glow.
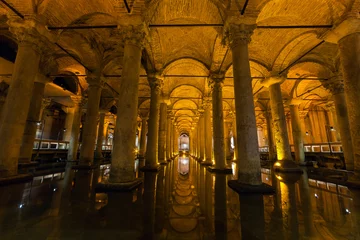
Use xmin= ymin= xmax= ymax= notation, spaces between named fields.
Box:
xmin=274 ymin=162 xmax=282 ymax=167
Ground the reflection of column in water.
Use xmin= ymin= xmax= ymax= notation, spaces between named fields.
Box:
xmin=164 ymin=164 xmax=171 ymax=216
xmin=298 ymin=170 xmax=316 ymax=238
xmin=72 ymin=168 xmax=99 ymax=208
xmin=239 ymin=194 xmax=265 ymax=240
xmin=143 ymin=172 xmax=158 ymax=240
xmin=278 ymin=173 xmax=300 ymax=240
xmin=155 ymin=167 xmax=165 ymax=233
xmin=269 ymin=169 xmax=284 ymax=239
xmin=214 ymin=173 xmax=227 ymax=240
xmin=200 ymin=165 xmax=206 ymax=213
xmin=205 ymin=170 xmax=213 ymax=232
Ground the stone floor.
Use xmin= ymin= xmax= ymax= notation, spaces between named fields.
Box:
xmin=0 ymin=157 xmax=359 ymax=239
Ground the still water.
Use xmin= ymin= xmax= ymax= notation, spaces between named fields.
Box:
xmin=0 ymin=157 xmax=359 ymax=239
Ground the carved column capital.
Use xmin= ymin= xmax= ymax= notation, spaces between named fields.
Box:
xmin=224 ymin=23 xmax=256 ymax=49
xmin=208 ymin=72 xmax=225 ymax=89
xmin=117 ymin=24 xmax=148 ymax=48
xmin=299 ymin=110 xmax=308 ymax=119
xmin=86 ymin=73 xmax=105 ymax=89
xmin=70 ymin=95 xmax=84 ymax=106
xmin=41 ymin=98 xmax=52 ymax=110
xmin=323 ymin=75 xmax=345 ymax=95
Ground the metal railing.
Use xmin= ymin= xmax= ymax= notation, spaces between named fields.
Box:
xmin=33 ymin=139 xmax=70 ymax=150
xmin=259 ymin=142 xmax=343 ymax=153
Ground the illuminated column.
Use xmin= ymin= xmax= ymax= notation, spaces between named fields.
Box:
xmin=324 ymin=77 xmax=354 ymax=170
xmin=225 ymin=24 xmax=263 ymax=185
xmin=170 ymin=117 xmax=174 ymax=158
xmin=79 ymin=74 xmax=104 ymax=164
xmin=262 ymin=75 xmax=300 ymax=172
xmin=204 ymin=99 xmax=212 ymax=163
xmin=199 ymin=110 xmax=205 ymax=161
xmin=67 ymin=96 xmax=84 ymax=161
xmin=63 ymin=107 xmax=75 ymax=141
xmin=173 ymin=123 xmax=178 ymax=155
xmin=158 ymin=103 xmax=167 ymax=163
xmin=0 ymin=19 xmax=50 ymax=176
xmin=145 ymin=75 xmax=162 ymax=169
xmin=224 ymin=121 xmax=232 ymax=160
xmin=109 ymin=25 xmax=145 ymax=183
xmin=139 ymin=117 xmax=148 ymax=159
xmin=231 ymin=113 xmax=238 ymax=161
xmin=166 ymin=111 xmax=172 ymax=160
xmin=289 ymin=102 xmax=306 ymax=165
xmin=325 ymin=18 xmax=360 ymax=170
xmin=19 ymin=74 xmax=52 ymax=163
xmin=264 ymin=110 xmax=276 ymax=161
xmin=95 ymin=110 xmax=107 ymax=160
xmin=209 ymin=73 xmax=227 ymax=170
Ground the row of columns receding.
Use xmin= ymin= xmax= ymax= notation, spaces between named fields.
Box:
xmin=0 ymin=21 xmax=359 ymax=190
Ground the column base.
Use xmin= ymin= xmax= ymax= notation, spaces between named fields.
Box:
xmin=273 ymin=160 xmax=303 ymax=173
xmin=228 ymin=180 xmax=275 ymax=195
xmin=96 ymin=178 xmax=143 ymax=193
xmin=207 ymin=166 xmax=232 ymax=174
xmin=140 ymin=164 xmax=161 ymax=172
xmin=201 ymin=161 xmax=213 ymax=166
xmin=0 ymin=173 xmax=33 ymax=186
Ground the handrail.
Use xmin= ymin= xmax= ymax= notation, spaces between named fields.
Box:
xmin=259 ymin=142 xmax=343 ymax=153
xmin=33 ymin=139 xmax=113 ymax=151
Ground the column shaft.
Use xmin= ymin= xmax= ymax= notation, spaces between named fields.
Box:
xmin=63 ymin=107 xmax=75 ymax=141
xmin=158 ymin=103 xmax=167 ymax=163
xmin=224 ymin=122 xmax=231 ymax=160
xmin=0 ymin=42 xmax=40 ymax=176
xmin=290 ymin=105 xmax=305 ymax=164
xmin=19 ymin=80 xmax=46 ymax=162
xmin=265 ymin=111 xmax=276 ymax=161
xmin=79 ymin=80 xmax=102 ymax=164
xmin=166 ymin=115 xmax=172 ymax=160
xmin=269 ymin=83 xmax=292 ymax=161
xmin=204 ymin=105 xmax=212 ymax=162
xmin=95 ymin=111 xmax=106 ymax=159
xmin=199 ymin=114 xmax=205 ymax=161
xmin=67 ymin=97 xmax=83 ymax=161
xmin=139 ymin=118 xmax=147 ymax=158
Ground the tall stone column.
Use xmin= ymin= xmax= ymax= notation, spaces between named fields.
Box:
xmin=158 ymin=103 xmax=167 ymax=163
xmin=264 ymin=110 xmax=276 ymax=161
xmin=170 ymin=117 xmax=174 ymax=158
xmin=19 ymin=74 xmax=51 ymax=163
xmin=109 ymin=24 xmax=145 ymax=183
xmin=67 ymin=96 xmax=84 ymax=161
xmin=63 ymin=107 xmax=75 ymax=142
xmin=262 ymin=76 xmax=299 ymax=172
xmin=139 ymin=117 xmax=148 ymax=159
xmin=0 ymin=19 xmax=50 ymax=177
xmin=224 ymin=121 xmax=231 ymax=160
xmin=324 ymin=77 xmax=354 ymax=170
xmin=289 ymin=102 xmax=306 ymax=165
xmin=145 ymin=75 xmax=162 ymax=169
xmin=203 ymin=99 xmax=212 ymax=163
xmin=325 ymin=19 xmax=360 ymax=170
xmin=79 ymin=74 xmax=103 ymax=164
xmin=199 ymin=111 xmax=205 ymax=161
xmin=231 ymin=113 xmax=238 ymax=161
xmin=95 ymin=110 xmax=107 ymax=159
xmin=225 ymin=23 xmax=263 ymax=185
xmin=173 ymin=123 xmax=178 ymax=155
xmin=166 ymin=111 xmax=172 ymax=161
xmin=209 ymin=74 xmax=228 ymax=170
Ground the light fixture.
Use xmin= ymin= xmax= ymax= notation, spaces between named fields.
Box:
xmin=19 ymin=204 xmax=24 ymax=209
xmin=345 ymin=209 xmax=351 ymax=214
xmin=330 ymin=126 xmax=335 ymax=131
xmin=306 ymin=131 xmax=309 ymax=135
xmin=314 ymin=193 xmax=318 ymax=198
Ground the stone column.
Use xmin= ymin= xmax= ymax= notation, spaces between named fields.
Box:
xmin=145 ymin=75 xmax=162 ymax=169
xmin=325 ymin=103 xmax=341 ymax=141
xmin=0 ymin=19 xmax=50 ymax=177
xmin=109 ymin=25 xmax=145 ymax=183
xmin=209 ymin=74 xmax=228 ymax=170
xmin=199 ymin=110 xmax=205 ymax=161
xmin=67 ymin=96 xmax=84 ymax=161
xmin=170 ymin=117 xmax=174 ymax=158
xmin=203 ymin=99 xmax=212 ymax=163
xmin=173 ymin=123 xmax=178 ymax=155
xmin=231 ymin=113 xmax=238 ymax=161
xmin=19 ymin=74 xmax=50 ymax=163
xmin=158 ymin=103 xmax=167 ymax=163
xmin=79 ymin=74 xmax=103 ymax=164
xmin=264 ymin=110 xmax=276 ymax=161
xmin=95 ymin=110 xmax=107 ymax=160
xmin=225 ymin=23 xmax=263 ymax=185
xmin=324 ymin=78 xmax=354 ymax=170
xmin=166 ymin=111 xmax=172 ymax=160
xmin=289 ymin=103 xmax=306 ymax=165
xmin=263 ymin=76 xmax=299 ymax=172
xmin=224 ymin=121 xmax=232 ymax=160
xmin=63 ymin=107 xmax=75 ymax=142
xmin=139 ymin=117 xmax=148 ymax=159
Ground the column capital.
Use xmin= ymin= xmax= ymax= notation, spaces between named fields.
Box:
xmin=261 ymin=72 xmax=287 ymax=88
xmin=208 ymin=72 xmax=225 ymax=89
xmin=223 ymin=23 xmax=256 ymax=49
xmin=299 ymin=110 xmax=308 ymax=119
xmin=148 ymin=73 xmax=163 ymax=93
xmin=70 ymin=95 xmax=84 ymax=106
xmin=86 ymin=73 xmax=105 ymax=88
xmin=322 ymin=17 xmax=360 ymax=44
xmin=7 ymin=17 xmax=54 ymax=55
xmin=116 ymin=23 xmax=148 ymax=48
xmin=41 ymin=98 xmax=52 ymax=109
xmin=322 ymin=76 xmax=344 ymax=95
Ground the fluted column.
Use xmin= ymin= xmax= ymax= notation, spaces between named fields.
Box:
xmin=145 ymin=75 xmax=162 ymax=169
xmin=158 ymin=103 xmax=167 ymax=163
xmin=264 ymin=110 xmax=276 ymax=161
xmin=67 ymin=96 xmax=84 ymax=161
xmin=166 ymin=111 xmax=172 ymax=160
xmin=139 ymin=117 xmax=148 ymax=159
xmin=19 ymin=74 xmax=51 ymax=163
xmin=110 ymin=25 xmax=145 ymax=182
xmin=209 ymin=74 xmax=227 ymax=169
xmin=225 ymin=23 xmax=262 ymax=185
xmin=204 ymin=99 xmax=212 ymax=163
xmin=79 ymin=74 xmax=103 ymax=164
xmin=95 ymin=110 xmax=107 ymax=160
xmin=289 ymin=103 xmax=306 ymax=165
xmin=324 ymin=77 xmax=354 ymax=170
xmin=0 ymin=19 xmax=51 ymax=176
